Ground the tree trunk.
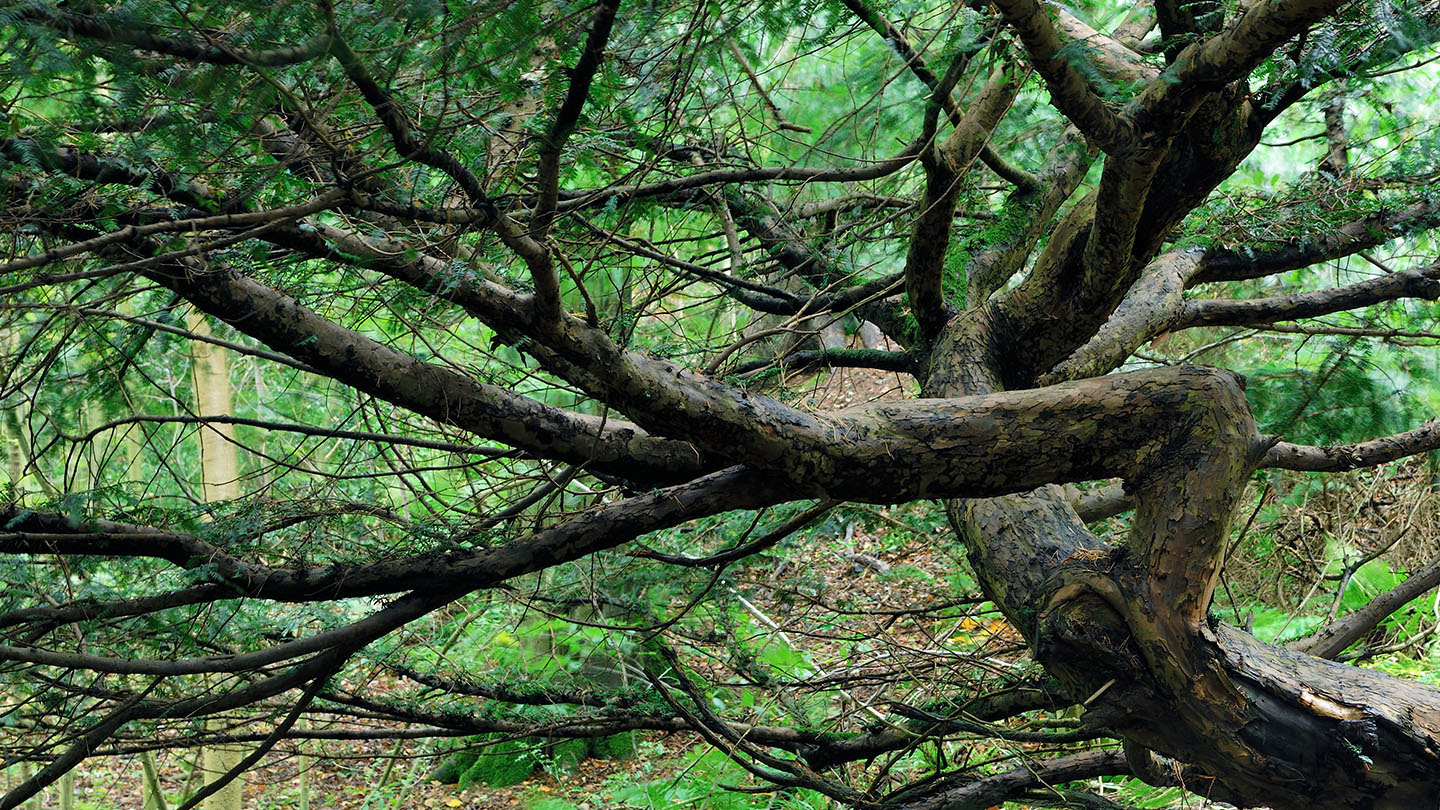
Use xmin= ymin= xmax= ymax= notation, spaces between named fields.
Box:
xmin=186 ymin=310 xmax=246 ymax=810
xmin=928 ymin=331 xmax=1440 ymax=809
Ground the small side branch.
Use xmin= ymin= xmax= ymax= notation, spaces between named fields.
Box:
xmin=726 ymin=38 xmax=810 ymax=134
xmin=1292 ymin=554 xmax=1440 ymax=660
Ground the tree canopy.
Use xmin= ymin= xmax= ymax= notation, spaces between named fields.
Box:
xmin=3 ymin=0 xmax=1440 ymax=807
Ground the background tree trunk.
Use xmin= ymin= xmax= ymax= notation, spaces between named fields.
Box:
xmin=186 ymin=309 xmax=246 ymax=810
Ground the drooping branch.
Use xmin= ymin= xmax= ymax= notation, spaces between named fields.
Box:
xmin=1 ymin=589 xmax=451 ymax=807
xmin=19 ymin=5 xmax=333 ymax=66
xmin=320 ymin=5 xmax=492 ymax=210
xmin=554 ymin=143 xmax=924 ymax=213
xmin=68 ymin=414 xmax=517 ymax=458
xmin=141 ymin=256 xmax=709 ymax=480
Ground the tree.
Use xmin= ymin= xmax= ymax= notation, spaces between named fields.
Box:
xmin=2 ymin=0 xmax=1440 ymax=807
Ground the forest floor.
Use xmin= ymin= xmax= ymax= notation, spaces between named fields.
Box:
xmin=50 ymin=507 xmax=954 ymax=809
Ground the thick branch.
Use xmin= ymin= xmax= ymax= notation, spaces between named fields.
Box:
xmin=1042 ymin=248 xmax=1203 ymax=383
xmin=992 ymin=0 xmax=1134 ymax=153
xmin=1130 ymin=0 xmax=1348 ymax=127
xmin=142 ymin=257 xmax=708 ymax=480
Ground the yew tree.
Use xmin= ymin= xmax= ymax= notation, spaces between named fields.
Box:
xmin=3 ymin=0 xmax=1440 ymax=807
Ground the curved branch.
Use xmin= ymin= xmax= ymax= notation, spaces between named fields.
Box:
xmin=1042 ymin=247 xmax=1203 ymax=383
xmin=1071 ymin=420 xmax=1440 ymax=520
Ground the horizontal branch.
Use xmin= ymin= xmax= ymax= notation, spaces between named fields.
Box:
xmin=893 ymin=750 xmax=1128 ymax=810
xmin=729 ymin=348 xmax=916 ymax=377
xmin=69 ymin=414 xmax=520 ymax=458
xmin=554 ymin=142 xmax=923 ymax=212
xmin=0 ymin=190 xmax=346 ymax=274
xmin=0 ymin=465 xmax=785 ymax=603
xmin=1196 ymin=198 xmax=1440 ymax=283
xmin=21 ymin=6 xmax=332 ymax=66
xmin=1178 ymin=261 xmax=1440 ymax=328
xmin=1074 ymin=421 xmax=1440 ymax=519
xmin=1263 ymin=420 xmax=1440 ymax=472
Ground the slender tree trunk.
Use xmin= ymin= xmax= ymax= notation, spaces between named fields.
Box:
xmin=15 ymin=763 xmax=38 ymax=810
xmin=186 ymin=310 xmax=245 ymax=810
xmin=141 ymin=751 xmax=168 ymax=810
xmin=56 ymin=771 xmax=72 ymax=810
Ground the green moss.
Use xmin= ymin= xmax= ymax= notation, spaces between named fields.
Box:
xmin=587 ymin=731 xmax=637 ymax=760
xmin=429 ymin=751 xmax=473 ymax=784
xmin=457 ymin=740 xmax=539 ymax=789
xmin=546 ymin=738 xmax=590 ymax=775
xmin=947 ymin=194 xmax=1036 ymax=304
